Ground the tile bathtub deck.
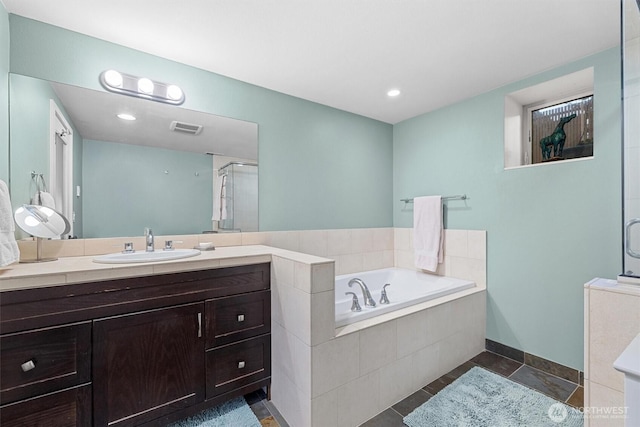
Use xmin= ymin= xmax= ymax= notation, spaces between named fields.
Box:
xmin=245 ymin=350 xmax=584 ymax=427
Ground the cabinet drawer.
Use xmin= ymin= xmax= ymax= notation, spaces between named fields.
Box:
xmin=0 ymin=383 xmax=91 ymax=427
xmin=206 ymin=334 xmax=271 ymax=398
xmin=205 ymin=291 xmax=270 ymax=348
xmin=0 ymin=323 xmax=91 ymax=405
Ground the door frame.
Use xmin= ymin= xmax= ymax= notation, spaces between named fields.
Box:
xmin=49 ymin=99 xmax=73 ymax=237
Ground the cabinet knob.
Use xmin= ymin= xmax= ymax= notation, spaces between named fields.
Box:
xmin=237 ymin=314 xmax=245 ymax=322
xmin=238 ymin=361 xmax=245 ymax=369
xmin=21 ymin=360 xmax=36 ymax=372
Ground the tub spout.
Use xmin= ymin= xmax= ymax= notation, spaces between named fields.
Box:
xmin=348 ymin=278 xmax=376 ymax=307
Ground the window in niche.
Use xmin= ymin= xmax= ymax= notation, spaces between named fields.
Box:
xmin=529 ymin=94 xmax=594 ymax=164
xmin=504 ymin=67 xmax=594 ymax=169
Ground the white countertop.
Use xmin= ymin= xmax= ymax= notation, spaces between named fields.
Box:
xmin=0 ymin=245 xmax=332 ymax=292
xmin=614 ymin=333 xmax=640 ymax=379
xmin=585 ymin=277 xmax=640 ymax=297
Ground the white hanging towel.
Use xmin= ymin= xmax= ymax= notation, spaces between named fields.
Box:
xmin=413 ymin=196 xmax=443 ymax=272
xmin=212 ymin=174 xmax=227 ymax=221
xmin=0 ymin=180 xmax=20 ymax=266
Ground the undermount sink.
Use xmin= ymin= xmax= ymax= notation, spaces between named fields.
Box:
xmin=93 ymin=248 xmax=201 ymax=264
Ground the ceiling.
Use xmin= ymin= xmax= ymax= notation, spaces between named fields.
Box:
xmin=3 ymin=0 xmax=620 ymax=124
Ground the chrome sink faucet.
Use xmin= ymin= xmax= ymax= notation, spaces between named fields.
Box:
xmin=144 ymin=227 xmax=154 ymax=252
xmin=348 ymin=278 xmax=376 ymax=307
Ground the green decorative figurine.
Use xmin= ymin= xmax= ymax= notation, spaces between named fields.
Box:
xmin=539 ymin=113 xmax=577 ymax=160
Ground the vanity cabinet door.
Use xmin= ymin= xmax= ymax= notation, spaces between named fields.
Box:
xmin=93 ymin=303 xmax=205 ymax=427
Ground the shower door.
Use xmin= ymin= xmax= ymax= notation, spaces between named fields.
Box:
xmin=623 ymin=0 xmax=640 ymax=276
xmin=218 ymin=162 xmax=258 ymax=232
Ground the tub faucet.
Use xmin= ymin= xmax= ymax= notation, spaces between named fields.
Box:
xmin=345 ymin=292 xmax=362 ymax=312
xmin=380 ymin=283 xmax=391 ymax=305
xmin=144 ymin=227 xmax=154 ymax=252
xmin=348 ymin=278 xmax=376 ymax=307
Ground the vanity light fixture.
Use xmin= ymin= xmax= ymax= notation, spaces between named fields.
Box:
xmin=387 ymin=89 xmax=401 ymax=97
xmin=99 ymin=70 xmax=185 ymax=105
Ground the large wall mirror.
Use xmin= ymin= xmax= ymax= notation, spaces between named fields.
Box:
xmin=9 ymin=73 xmax=259 ymax=239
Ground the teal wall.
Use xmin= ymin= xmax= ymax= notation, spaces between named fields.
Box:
xmin=9 ymin=74 xmax=55 ymax=208
xmin=393 ymin=48 xmax=622 ymax=370
xmin=8 ymin=15 xmax=394 ymax=232
xmin=8 ymin=73 xmax=82 ymax=237
xmin=82 ymin=139 xmax=212 ymax=237
xmin=0 ymin=4 xmax=8 ymax=184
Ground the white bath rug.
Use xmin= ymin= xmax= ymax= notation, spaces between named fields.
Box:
xmin=404 ymin=366 xmax=583 ymax=427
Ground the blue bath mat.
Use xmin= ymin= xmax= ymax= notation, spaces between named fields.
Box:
xmin=404 ymin=367 xmax=583 ymax=427
xmin=168 ymin=396 xmax=261 ymax=427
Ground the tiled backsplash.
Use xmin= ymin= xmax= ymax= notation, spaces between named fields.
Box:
xmin=18 ymin=227 xmax=485 ymax=284
xmin=394 ymin=228 xmax=487 ymax=286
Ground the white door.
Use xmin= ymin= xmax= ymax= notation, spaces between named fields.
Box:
xmin=49 ymin=99 xmax=73 ymax=238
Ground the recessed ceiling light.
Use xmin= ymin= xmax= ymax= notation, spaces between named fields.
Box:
xmin=387 ymin=89 xmax=401 ymax=97
xmin=117 ymin=113 xmax=136 ymax=121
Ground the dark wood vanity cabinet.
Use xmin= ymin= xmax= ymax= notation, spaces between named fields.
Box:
xmin=0 ymin=262 xmax=271 ymax=427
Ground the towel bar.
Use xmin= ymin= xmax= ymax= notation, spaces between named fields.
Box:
xmin=400 ymin=194 xmax=467 ymax=204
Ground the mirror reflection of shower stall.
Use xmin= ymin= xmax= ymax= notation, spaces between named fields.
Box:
xmin=214 ymin=161 xmax=258 ymax=232
xmin=623 ymin=0 xmax=640 ymax=277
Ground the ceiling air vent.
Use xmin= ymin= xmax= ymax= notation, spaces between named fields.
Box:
xmin=170 ymin=120 xmax=203 ymax=135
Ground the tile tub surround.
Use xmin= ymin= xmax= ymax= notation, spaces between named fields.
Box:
xmin=584 ymin=278 xmax=640 ymax=427
xmin=266 ymin=228 xmax=487 ymax=426
xmin=271 ymin=254 xmax=486 ymax=427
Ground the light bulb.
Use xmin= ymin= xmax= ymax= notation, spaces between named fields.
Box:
xmin=138 ymin=78 xmax=154 ymax=94
xmin=104 ymin=70 xmax=123 ymax=88
xmin=166 ymin=85 xmax=183 ymax=101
